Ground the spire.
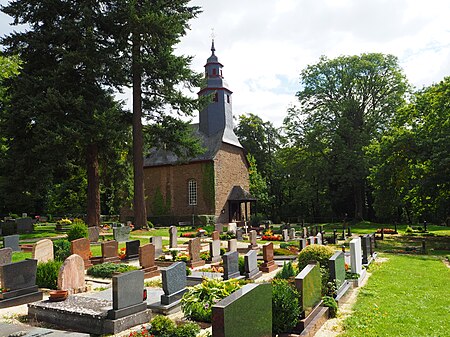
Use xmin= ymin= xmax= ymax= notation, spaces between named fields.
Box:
xmin=210 ymin=28 xmax=216 ymax=55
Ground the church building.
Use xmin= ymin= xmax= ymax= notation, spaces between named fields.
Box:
xmin=143 ymin=41 xmax=255 ymax=225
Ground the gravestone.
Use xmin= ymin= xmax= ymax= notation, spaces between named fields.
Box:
xmin=236 ymin=228 xmax=243 ymax=241
xmin=101 ymin=240 xmax=120 ymax=263
xmin=88 ymin=226 xmax=100 ymax=243
xmin=57 ymin=254 xmax=86 ymax=294
xmin=210 ymin=239 xmax=221 ymax=263
xmin=212 ymin=283 xmax=272 ymax=337
xmin=369 ymin=233 xmax=375 ymax=256
xmin=15 ymin=217 xmax=33 ymax=234
xmin=350 ymin=237 xmax=362 ymax=274
xmin=282 ymin=229 xmax=289 ymax=242
xmin=299 ymin=238 xmax=307 ymax=251
xmin=259 ymin=242 xmax=277 ymax=273
xmin=316 ymin=233 xmax=322 ymax=245
xmin=3 ymin=235 xmax=20 ymax=252
xmin=289 ymin=228 xmax=296 ymax=240
xmin=150 ymin=236 xmax=163 ymax=258
xmin=108 ymin=270 xmax=147 ymax=319
xmin=1 ymin=220 xmax=17 ymax=236
xmin=228 ymin=222 xmax=237 ymax=234
xmin=302 ymin=227 xmax=308 ymax=238
xmin=244 ymin=250 xmax=262 ymax=280
xmin=247 ymin=230 xmax=258 ymax=250
xmin=329 ymin=251 xmax=346 ymax=290
xmin=215 ymin=223 xmax=223 ymax=234
xmin=211 ymin=230 xmax=220 ymax=241
xmin=70 ymin=238 xmax=92 ymax=269
xmin=187 ymin=237 xmax=205 ymax=268
xmin=0 ymin=259 xmax=43 ymax=308
xmin=139 ymin=244 xmax=159 ymax=278
xmin=32 ymin=239 xmax=54 ymax=263
xmin=295 ymin=263 xmax=322 ymax=317
xmin=161 ymin=262 xmax=187 ymax=305
xmin=361 ymin=235 xmax=371 ymax=264
xmin=0 ymin=248 xmax=12 ymax=266
xmin=125 ymin=240 xmax=140 ymax=259
xmin=113 ymin=226 xmax=131 ymax=242
xmin=308 ymin=236 xmax=315 ymax=245
xmin=222 ymin=251 xmax=240 ymax=280
xmin=169 ymin=226 xmax=178 ymax=248
xmin=228 ymin=239 xmax=237 ymax=252
xmin=333 ymin=229 xmax=337 ymax=243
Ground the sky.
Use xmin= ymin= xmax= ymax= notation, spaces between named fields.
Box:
xmin=1 ymin=0 xmax=450 ymax=127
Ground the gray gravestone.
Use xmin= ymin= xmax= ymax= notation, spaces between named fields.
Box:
xmin=244 ymin=250 xmax=262 ymax=280
xmin=161 ymin=262 xmax=187 ymax=305
xmin=125 ymin=240 xmax=140 ymax=259
xmin=0 ymin=248 xmax=12 ymax=266
xmin=248 ymin=230 xmax=258 ymax=250
xmin=289 ymin=228 xmax=296 ymax=240
xmin=88 ymin=226 xmax=100 ymax=242
xmin=236 ymin=228 xmax=243 ymax=241
xmin=308 ymin=236 xmax=315 ymax=245
xmin=108 ymin=270 xmax=146 ymax=319
xmin=282 ymin=229 xmax=289 ymax=242
xmin=3 ymin=235 xmax=20 ymax=252
xmin=210 ymin=240 xmax=221 ymax=263
xmin=316 ymin=232 xmax=322 ymax=245
xmin=150 ymin=236 xmax=163 ymax=258
xmin=302 ymin=227 xmax=308 ymax=238
xmin=228 ymin=239 xmax=237 ymax=252
xmin=15 ymin=218 xmax=33 ymax=234
xmin=329 ymin=251 xmax=346 ymax=289
xmin=361 ymin=235 xmax=371 ymax=264
xmin=0 ymin=259 xmax=38 ymax=290
xmin=369 ymin=233 xmax=375 ymax=256
xmin=169 ymin=226 xmax=178 ymax=248
xmin=222 ymin=251 xmax=240 ymax=280
xmin=350 ymin=237 xmax=362 ymax=274
xmin=113 ymin=226 xmax=131 ymax=242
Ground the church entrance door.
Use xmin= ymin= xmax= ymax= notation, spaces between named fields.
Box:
xmin=229 ymin=201 xmax=241 ymax=222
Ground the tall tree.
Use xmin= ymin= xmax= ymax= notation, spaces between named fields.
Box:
xmin=285 ymin=53 xmax=408 ymax=220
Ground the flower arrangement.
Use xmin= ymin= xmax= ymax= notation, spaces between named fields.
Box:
xmin=57 ymin=218 xmax=72 ymax=226
xmin=118 ymin=247 xmax=126 ymax=260
xmin=262 ymin=234 xmax=282 ymax=241
xmin=0 ymin=288 xmax=9 ymax=293
xmin=376 ymin=228 xmax=396 ymax=234
xmin=181 ymin=232 xmax=197 ymax=238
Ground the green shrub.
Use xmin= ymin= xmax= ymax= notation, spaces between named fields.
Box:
xmin=275 ymin=261 xmax=298 ymax=280
xmin=200 ymin=251 xmax=210 ymax=261
xmin=87 ymin=262 xmax=138 ymax=278
xmin=138 ymin=316 xmax=200 ymax=337
xmin=173 ymin=322 xmax=200 ymax=337
xmin=346 ymin=271 xmax=360 ymax=279
xmin=53 ymin=239 xmax=71 ymax=262
xmin=148 ymin=315 xmax=175 ymax=337
xmin=197 ymin=214 xmax=216 ymax=227
xmin=67 ymin=221 xmax=88 ymax=242
xmin=36 ymin=260 xmax=63 ymax=289
xmin=322 ymin=295 xmax=338 ymax=318
xmin=181 ymin=278 xmax=243 ymax=322
xmin=272 ymin=279 xmax=301 ymax=334
xmin=238 ymin=255 xmax=245 ymax=275
xmin=405 ymin=226 xmax=413 ymax=233
xmin=298 ymin=244 xmax=335 ymax=271
xmin=274 ymin=248 xmax=293 ymax=256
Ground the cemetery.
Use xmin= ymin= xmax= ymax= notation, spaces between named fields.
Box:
xmin=0 ymin=218 xmax=447 ymax=336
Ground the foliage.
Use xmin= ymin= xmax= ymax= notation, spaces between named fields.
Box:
xmin=131 ymin=315 xmax=200 ymax=337
xmin=53 ymin=239 xmax=71 ymax=262
xmin=405 ymin=226 xmax=413 ymax=233
xmin=36 ymin=260 xmax=63 ymax=289
xmin=86 ymin=263 xmax=138 ymax=278
xmin=197 ymin=214 xmax=216 ymax=227
xmin=275 ymin=261 xmax=298 ymax=280
xmin=346 ymin=271 xmax=360 ymax=279
xmin=67 ymin=221 xmax=88 ymax=242
xmin=151 ymin=187 xmax=171 ymax=216
xmin=181 ymin=278 xmax=243 ymax=322
xmin=298 ymin=244 xmax=335 ymax=271
xmin=238 ymin=255 xmax=245 ymax=275
xmin=57 ymin=218 xmax=72 ymax=226
xmin=322 ymin=295 xmax=338 ymax=318
xmin=271 ymin=279 xmax=301 ymax=334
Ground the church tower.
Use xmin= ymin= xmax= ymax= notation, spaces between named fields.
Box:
xmin=198 ymin=40 xmax=241 ymax=148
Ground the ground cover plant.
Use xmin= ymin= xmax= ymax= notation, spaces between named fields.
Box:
xmin=340 ymin=254 xmax=450 ymax=337
xmin=87 ymin=262 xmax=139 ymax=278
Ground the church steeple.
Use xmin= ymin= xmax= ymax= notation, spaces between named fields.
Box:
xmin=198 ymin=40 xmax=241 ymax=148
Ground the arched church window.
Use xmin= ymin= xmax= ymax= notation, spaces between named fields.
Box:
xmin=188 ymin=179 xmax=197 ymax=206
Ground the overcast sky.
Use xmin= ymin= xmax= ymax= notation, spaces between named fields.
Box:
xmin=1 ymin=0 xmax=450 ymax=126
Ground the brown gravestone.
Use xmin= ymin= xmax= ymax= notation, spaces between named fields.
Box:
xmin=70 ymin=238 xmax=92 ymax=269
xmin=211 ymin=230 xmax=220 ymax=241
xmin=57 ymin=254 xmax=86 ymax=294
xmin=32 ymin=239 xmax=54 ymax=263
xmin=187 ymin=237 xmax=205 ymax=268
xmin=101 ymin=240 xmax=120 ymax=263
xmin=259 ymin=242 xmax=278 ymax=273
xmin=247 ymin=230 xmax=258 ymax=250
xmin=0 ymin=247 xmax=13 ymax=266
xmin=88 ymin=226 xmax=100 ymax=243
xmin=139 ymin=244 xmax=159 ymax=278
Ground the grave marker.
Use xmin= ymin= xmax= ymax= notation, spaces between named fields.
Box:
xmin=361 ymin=235 xmax=371 ymax=264
xmin=247 ymin=230 xmax=258 ymax=250
xmin=210 ymin=239 xmax=221 ymax=263
xmin=3 ymin=235 xmax=20 ymax=252
xmin=228 ymin=239 xmax=237 ymax=252
xmin=244 ymin=250 xmax=262 ymax=280
xmin=57 ymin=254 xmax=86 ymax=294
xmin=139 ymin=244 xmax=159 ymax=278
xmin=222 ymin=251 xmax=240 ymax=280
xmin=150 ymin=236 xmax=163 ymax=258
xmin=0 ymin=248 xmax=12 ymax=266
xmin=187 ymin=237 xmax=205 ymax=268
xmin=161 ymin=262 xmax=187 ymax=305
xmin=282 ymin=229 xmax=289 ymax=242
xmin=295 ymin=263 xmax=321 ymax=317
xmin=236 ymin=228 xmax=243 ymax=241
xmin=32 ymin=239 xmax=54 ymax=263
xmin=228 ymin=223 xmax=237 ymax=234
xmin=299 ymin=238 xmax=307 ymax=251
xmin=169 ymin=226 xmax=178 ymax=248
xmin=15 ymin=217 xmax=33 ymax=234
xmin=350 ymin=237 xmax=362 ymax=274
xmin=70 ymin=238 xmax=92 ymax=269
xmin=289 ymin=228 xmax=296 ymax=240
xmin=113 ymin=226 xmax=131 ymax=242
xmin=88 ymin=226 xmax=100 ymax=242
xmin=259 ymin=242 xmax=277 ymax=273
xmin=125 ymin=240 xmax=140 ymax=259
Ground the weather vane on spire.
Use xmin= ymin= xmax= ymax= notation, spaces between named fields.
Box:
xmin=210 ymin=28 xmax=216 ymax=54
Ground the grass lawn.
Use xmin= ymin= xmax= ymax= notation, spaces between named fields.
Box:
xmin=339 ymin=254 xmax=450 ymax=337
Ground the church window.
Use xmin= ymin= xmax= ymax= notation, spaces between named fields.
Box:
xmin=227 ymin=95 xmax=230 ymax=103
xmin=188 ymin=179 xmax=197 ymax=205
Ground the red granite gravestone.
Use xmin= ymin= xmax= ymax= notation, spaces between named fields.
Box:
xmin=139 ymin=244 xmax=159 ymax=278
xmin=259 ymin=242 xmax=278 ymax=273
xmin=70 ymin=238 xmax=92 ymax=269
xmin=187 ymin=237 xmax=205 ymax=268
xmin=58 ymin=254 xmax=86 ymax=294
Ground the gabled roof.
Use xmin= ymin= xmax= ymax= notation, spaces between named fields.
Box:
xmin=143 ymin=123 xmax=242 ymax=168
xmin=227 ymin=186 xmax=257 ymax=202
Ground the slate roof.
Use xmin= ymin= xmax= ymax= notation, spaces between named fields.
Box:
xmin=227 ymin=186 xmax=257 ymax=202
xmin=143 ymin=123 xmax=242 ymax=167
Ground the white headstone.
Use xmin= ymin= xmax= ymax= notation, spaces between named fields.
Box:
xmin=350 ymin=237 xmax=363 ymax=274
xmin=228 ymin=222 xmax=237 ymax=234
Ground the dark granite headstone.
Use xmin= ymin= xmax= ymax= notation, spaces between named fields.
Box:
xmin=329 ymin=251 xmax=346 ymax=289
xmin=15 ymin=218 xmax=33 ymax=234
xmin=3 ymin=235 xmax=20 ymax=252
xmin=212 ymin=283 xmax=272 ymax=337
xmin=161 ymin=262 xmax=187 ymax=305
xmin=361 ymin=235 xmax=371 ymax=264
xmin=244 ymin=250 xmax=262 ymax=280
xmin=0 ymin=259 xmax=37 ymax=291
xmin=1 ymin=220 xmax=17 ymax=236
xmin=126 ymin=240 xmax=140 ymax=259
xmin=0 ymin=248 xmax=12 ymax=266
xmin=113 ymin=226 xmax=131 ymax=242
xmin=295 ymin=263 xmax=321 ymax=317
xmin=150 ymin=236 xmax=163 ymax=258
xmin=169 ymin=226 xmax=178 ymax=248
xmin=369 ymin=233 xmax=375 ymax=256
xmin=222 ymin=251 xmax=240 ymax=280
xmin=108 ymin=270 xmax=146 ymax=319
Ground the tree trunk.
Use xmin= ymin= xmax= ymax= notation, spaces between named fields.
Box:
xmin=353 ymin=181 xmax=364 ymax=220
xmin=132 ymin=28 xmax=147 ymax=229
xmin=86 ymin=142 xmax=100 ymax=227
